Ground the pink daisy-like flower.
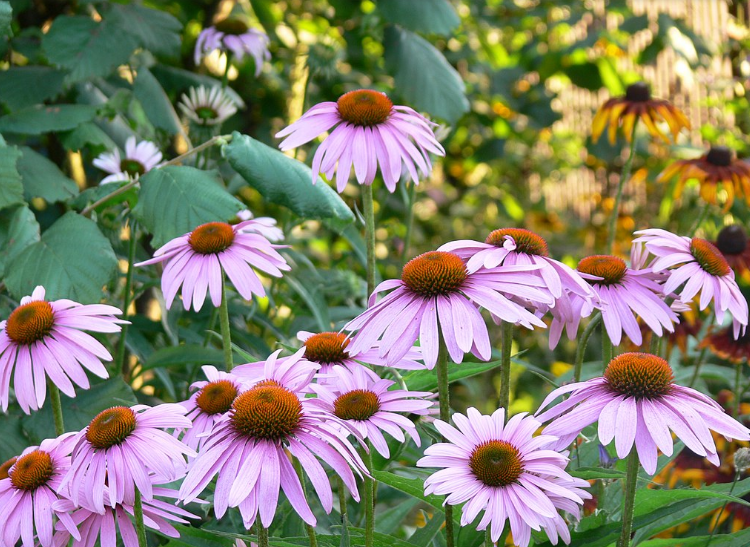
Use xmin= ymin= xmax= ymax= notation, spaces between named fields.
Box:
xmin=634 ymin=229 xmax=749 ymax=337
xmin=236 ymin=210 xmax=284 ymax=241
xmin=60 ymin=403 xmax=195 ymax=513
xmin=179 ymin=355 xmax=367 ymax=530
xmin=232 ymin=348 xmax=319 ymax=393
xmin=92 ymin=136 xmax=162 ymax=185
xmin=310 ymin=365 xmax=433 ymax=457
xmin=194 ymin=20 xmax=270 ymax=76
xmin=345 ymin=251 xmax=551 ymax=370
xmin=0 ymin=286 xmax=125 ymax=414
xmin=0 ymin=433 xmax=77 ymax=547
xmin=417 ymin=408 xmax=590 ymax=547
xmin=536 ymin=352 xmax=750 ymax=474
xmin=275 ymin=89 xmax=445 ymax=193
xmin=179 ymin=85 xmax=238 ymax=127
xmin=134 ymin=220 xmax=290 ymax=312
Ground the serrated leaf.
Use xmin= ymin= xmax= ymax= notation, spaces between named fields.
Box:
xmin=142 ymin=345 xmax=224 ymax=371
xmin=0 ymin=104 xmax=98 ymax=134
xmin=384 ymin=26 xmax=469 ymax=123
xmin=0 ymin=205 xmax=40 ymax=278
xmin=17 ymin=146 xmax=78 ymax=203
xmin=5 ymin=212 xmax=118 ymax=303
xmin=0 ymin=66 xmax=66 ymax=110
xmin=132 ymin=166 xmax=244 ymax=247
xmin=224 ymin=132 xmax=354 ymax=230
xmin=42 ymin=16 xmax=138 ymax=84
xmin=0 ymin=145 xmax=24 ymax=210
xmin=107 ymin=3 xmax=182 ymax=57
xmin=378 ymin=0 xmax=459 ymax=35
xmin=133 ymin=67 xmax=182 ymax=134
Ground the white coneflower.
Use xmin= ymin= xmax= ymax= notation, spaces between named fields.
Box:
xmin=178 ymin=86 xmax=238 ymax=126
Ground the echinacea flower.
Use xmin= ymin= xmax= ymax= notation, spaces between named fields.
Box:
xmin=179 ymin=355 xmax=367 ymax=530
xmin=134 ymin=220 xmax=290 ymax=311
xmin=232 ymin=348 xmax=318 ymax=393
xmin=61 ymin=404 xmax=194 ymax=513
xmin=345 ymin=251 xmax=551 ymax=369
xmin=179 ymin=85 xmax=238 ymax=126
xmin=657 ymin=146 xmax=750 ymax=210
xmin=591 ymin=82 xmax=690 ymax=145
xmin=92 ymin=136 xmax=162 ymax=185
xmin=536 ymin=352 xmax=750 ymax=474
xmin=194 ymin=19 xmax=270 ymax=76
xmin=714 ymin=224 xmax=750 ymax=281
xmin=0 ymin=286 xmax=125 ymax=413
xmin=634 ymin=229 xmax=749 ymax=337
xmin=0 ymin=456 xmax=17 ymax=479
xmin=417 ymin=408 xmax=590 ymax=546
xmin=0 ymin=433 xmax=77 ymax=547
xmin=701 ymin=326 xmax=750 ymax=365
xmin=235 ymin=210 xmax=284 ymax=241
xmin=310 ymin=365 xmax=432 ymax=457
xmin=275 ymin=89 xmax=445 ymax=192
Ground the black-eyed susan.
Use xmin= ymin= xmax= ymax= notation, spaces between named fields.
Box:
xmin=591 ymin=82 xmax=690 ymax=145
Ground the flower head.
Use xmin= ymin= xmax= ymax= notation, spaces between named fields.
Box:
xmin=135 ymin=220 xmax=290 ymax=311
xmin=194 ymin=19 xmax=270 ymax=76
xmin=714 ymin=224 xmax=750 ymax=281
xmin=417 ymin=408 xmax=590 ymax=546
xmin=61 ymin=404 xmax=194 ymax=513
xmin=275 ymin=89 xmax=445 ymax=192
xmin=0 ymin=286 xmax=125 ymax=413
xmin=92 ymin=136 xmax=162 ymax=185
xmin=179 ymin=85 xmax=238 ymax=126
xmin=591 ymin=82 xmax=689 ymax=144
xmin=345 ymin=251 xmax=551 ymax=369
xmin=701 ymin=326 xmax=750 ymax=365
xmin=235 ymin=210 xmax=284 ymax=242
xmin=536 ymin=352 xmax=750 ymax=474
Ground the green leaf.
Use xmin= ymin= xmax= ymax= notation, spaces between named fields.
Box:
xmin=59 ymin=122 xmax=117 ymax=151
xmin=284 ymin=271 xmax=331 ymax=332
xmin=619 ymin=14 xmax=649 ymax=34
xmin=401 ymin=358 xmax=507 ymax=392
xmin=223 ymin=132 xmax=355 ymax=230
xmin=373 ymin=470 xmax=458 ymax=523
xmin=564 ymin=62 xmax=603 ymax=90
xmin=17 ymin=146 xmax=79 ymax=203
xmin=150 ymin=64 xmax=245 ymax=109
xmin=0 ymin=1 xmax=11 ymax=39
xmin=0 ymin=66 xmax=66 ymax=110
xmin=376 ymin=498 xmax=419 ymax=534
xmin=407 ymin=510 xmax=444 ymax=546
xmin=0 ymin=205 xmax=40 ymax=278
xmin=638 ymin=527 xmax=750 ymax=547
xmin=378 ymin=0 xmax=459 ymax=35
xmin=5 ymin=212 xmax=118 ymax=303
xmin=107 ymin=4 xmax=182 ymax=57
xmin=132 ymin=166 xmax=244 ymax=247
xmin=133 ymin=67 xmax=182 ymax=135
xmin=569 ymin=467 xmax=626 ymax=480
xmin=0 ymin=104 xmax=98 ymax=134
xmin=42 ymin=16 xmax=138 ymax=84
xmin=0 ymin=408 xmax=31 ymax=462
xmin=0 ymin=145 xmax=24 ymax=210
xmin=142 ymin=345 xmax=224 ymax=371
xmin=384 ymin=26 xmax=469 ymax=123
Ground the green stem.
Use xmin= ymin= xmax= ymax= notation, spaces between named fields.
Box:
xmin=689 ymin=202 xmax=711 ymax=237
xmin=435 ymin=335 xmax=455 ymax=547
xmin=258 ymin=526 xmax=269 ymax=547
xmin=362 ymin=184 xmax=376 ymax=297
xmin=606 ymin=122 xmax=639 ymax=255
xmin=402 ymin=181 xmax=417 ymax=264
xmin=617 ymin=451 xmax=640 ymax=547
xmin=359 ymin=443 xmax=375 ymax=547
xmin=602 ymin=329 xmax=614 ymax=373
xmin=337 ymin=475 xmax=349 ymax=526
xmin=117 ymin=219 xmax=138 ymax=380
xmin=293 ymin=458 xmax=318 ymax=547
xmin=649 ymin=331 xmax=662 ymax=356
xmin=688 ymin=347 xmax=709 ymax=388
xmin=48 ymin=380 xmax=65 ymax=436
xmin=705 ymin=471 xmax=740 ymax=547
xmin=498 ymin=321 xmax=513 ymax=413
xmin=574 ymin=312 xmax=602 ymax=382
xmin=485 ymin=529 xmax=492 ymax=547
xmin=219 ymin=278 xmax=233 ymax=371
xmin=134 ymin=490 xmax=148 ymax=547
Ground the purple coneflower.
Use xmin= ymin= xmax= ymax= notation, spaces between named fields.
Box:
xmin=536 ymin=352 xmax=750 ymax=474
xmin=61 ymin=404 xmax=194 ymax=513
xmin=346 ymin=251 xmax=551 ymax=369
xmin=634 ymin=229 xmax=749 ymax=337
xmin=310 ymin=365 xmax=432 ymax=457
xmin=179 ymin=355 xmax=367 ymax=529
xmin=417 ymin=408 xmax=590 ymax=547
xmin=93 ymin=136 xmax=162 ymax=185
xmin=134 ymin=220 xmax=290 ymax=311
xmin=0 ymin=433 xmax=77 ymax=547
xmin=275 ymin=89 xmax=444 ymax=192
xmin=179 ymin=85 xmax=238 ymax=126
xmin=232 ymin=348 xmax=318 ymax=393
xmin=235 ymin=210 xmax=284 ymax=241
xmin=194 ymin=19 xmax=270 ymax=76
xmin=0 ymin=286 xmax=125 ymax=413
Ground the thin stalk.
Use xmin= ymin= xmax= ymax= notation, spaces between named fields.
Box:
xmin=293 ymin=458 xmax=318 ymax=547
xmin=48 ymin=380 xmax=65 ymax=436
xmin=689 ymin=202 xmax=711 ymax=237
xmin=359 ymin=444 xmax=375 ymax=547
xmin=435 ymin=335 xmax=455 ymax=547
xmin=362 ymin=184 xmax=376 ymax=297
xmin=602 ymin=330 xmax=614 ymax=373
xmin=735 ymin=362 xmax=743 ymax=418
xmin=705 ymin=471 xmax=740 ymax=547
xmin=617 ymin=451 xmax=640 ymax=547
xmin=485 ymin=529 xmax=492 ymax=547
xmin=574 ymin=312 xmax=602 ymax=382
xmin=337 ymin=476 xmax=349 ymax=526
xmin=649 ymin=331 xmax=662 ymax=356
xmin=219 ymin=278 xmax=233 ymax=371
xmin=402 ymin=181 xmax=417 ymax=264
xmin=688 ymin=347 xmax=709 ymax=388
xmin=134 ymin=490 xmax=148 ymax=547
xmin=117 ymin=219 xmax=138 ymax=380
xmin=498 ymin=321 xmax=513 ymax=413
xmin=222 ymin=53 xmax=231 ymax=89
xmin=258 ymin=526 xmax=269 ymax=547
xmin=606 ymin=122 xmax=639 ymax=255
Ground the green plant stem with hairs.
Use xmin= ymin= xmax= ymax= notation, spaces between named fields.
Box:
xmin=602 ymin=332 xmax=614 ymax=372
xmin=618 ymin=451 xmax=640 ymax=547
xmin=435 ymin=335 xmax=455 ymax=547
xmin=257 ymin=525 xmax=269 ymax=547
xmin=363 ymin=184 xmax=376 ymax=297
xmin=498 ymin=321 xmax=513 ymax=413
xmin=134 ymin=490 xmax=149 ymax=547
xmin=293 ymin=458 xmax=318 ymax=547
xmin=574 ymin=312 xmax=602 ymax=382
xmin=219 ymin=277 xmax=233 ymax=371
xmin=117 ymin=219 xmax=138 ymax=380
xmin=402 ymin=181 xmax=417 ymax=264
xmin=49 ymin=380 xmax=65 ymax=436
xmin=605 ymin=122 xmax=639 ymax=255
xmin=359 ymin=442 xmax=376 ymax=547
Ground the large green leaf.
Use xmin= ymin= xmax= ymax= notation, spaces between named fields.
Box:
xmin=142 ymin=345 xmax=224 ymax=371
xmin=133 ymin=67 xmax=182 ymax=135
xmin=378 ymin=0 xmax=459 ymax=36
xmin=0 ymin=205 xmax=40 ymax=278
xmin=5 ymin=212 xmax=118 ymax=303
xmin=0 ymin=145 xmax=24 ymax=210
xmin=107 ymin=3 xmax=182 ymax=57
xmin=17 ymin=146 xmax=78 ymax=203
xmin=384 ymin=26 xmax=469 ymax=123
xmin=0 ymin=66 xmax=66 ymax=110
xmin=42 ymin=16 xmax=138 ymax=84
xmin=224 ymin=132 xmax=354 ymax=230
xmin=132 ymin=166 xmax=244 ymax=247
xmin=373 ymin=470 xmax=458 ymax=523
xmin=0 ymin=104 xmax=98 ymax=134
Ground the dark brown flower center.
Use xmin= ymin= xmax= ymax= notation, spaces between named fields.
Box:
xmin=716 ymin=225 xmax=748 ymax=256
xmin=304 ymin=332 xmax=350 ymax=364
xmin=605 ymin=352 xmax=673 ymax=399
xmin=10 ymin=451 xmax=53 ymax=491
xmin=625 ymin=82 xmax=651 ymax=103
xmin=577 ymin=255 xmax=627 ymax=286
xmin=196 ymin=380 xmax=238 ymax=415
xmin=469 ymin=441 xmax=523 ymax=487
xmin=189 ymin=222 xmax=235 ymax=255
xmin=231 ymin=385 xmax=302 ymax=440
xmin=5 ymin=301 xmax=54 ymax=345
xmin=86 ymin=407 xmax=137 ymax=449
xmin=337 ymin=90 xmax=393 ymax=127
xmin=706 ymin=146 xmax=732 ymax=167
xmin=485 ymin=228 xmax=549 ymax=257
xmin=333 ymin=390 xmax=380 ymax=421
xmin=401 ymin=251 xmax=467 ymax=297
xmin=120 ymin=159 xmax=145 ymax=177
xmin=690 ymin=238 xmax=731 ymax=277
xmin=0 ymin=456 xmax=17 ymax=481
xmin=214 ymin=18 xmax=249 ymax=36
